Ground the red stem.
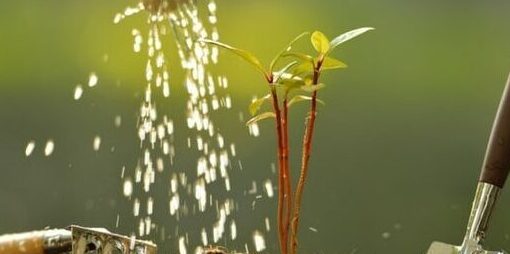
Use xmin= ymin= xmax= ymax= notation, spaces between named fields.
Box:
xmin=270 ymin=86 xmax=287 ymax=254
xmin=290 ymin=61 xmax=322 ymax=254
xmin=283 ymin=96 xmax=292 ymax=253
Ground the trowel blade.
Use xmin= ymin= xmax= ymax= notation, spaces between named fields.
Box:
xmin=426 ymin=242 xmax=459 ymax=254
xmin=426 ymin=241 xmax=506 ymax=254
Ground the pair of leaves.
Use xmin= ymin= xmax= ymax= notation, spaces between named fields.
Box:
xmin=247 ymin=95 xmax=324 ymax=126
xmin=278 ymin=70 xmax=327 ymax=93
xmin=290 ymin=56 xmax=347 ymax=76
xmin=248 ymin=77 xmax=326 ymax=122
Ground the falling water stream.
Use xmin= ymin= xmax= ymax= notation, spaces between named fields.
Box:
xmin=112 ymin=1 xmax=270 ymax=253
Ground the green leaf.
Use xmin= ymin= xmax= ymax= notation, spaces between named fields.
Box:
xmin=282 ymin=52 xmax=314 ymax=63
xmin=200 ymin=39 xmax=269 ymax=80
xmin=276 ymin=72 xmax=295 ymax=82
xmin=321 ymin=57 xmax=347 ymax=70
xmin=249 ymin=94 xmax=271 ymax=116
xmin=273 ymin=61 xmax=298 ymax=83
xmin=302 ymin=74 xmax=314 ymax=85
xmin=246 ymin=112 xmax=276 ymax=126
xmin=279 ymin=77 xmax=306 ymax=92
xmin=301 ymin=83 xmax=326 ymax=93
xmin=269 ymin=32 xmax=309 ymax=72
xmin=292 ymin=61 xmax=314 ymax=76
xmin=329 ymin=27 xmax=374 ymax=52
xmin=311 ymin=31 xmax=330 ymax=54
xmin=288 ymin=95 xmax=325 ymax=107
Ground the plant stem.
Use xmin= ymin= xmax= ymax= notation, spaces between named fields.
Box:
xmin=290 ymin=62 xmax=322 ymax=254
xmin=270 ymin=86 xmax=287 ymax=254
xmin=283 ymin=95 xmax=292 ymax=253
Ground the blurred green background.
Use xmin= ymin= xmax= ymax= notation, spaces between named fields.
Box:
xmin=1 ymin=0 xmax=510 ymax=253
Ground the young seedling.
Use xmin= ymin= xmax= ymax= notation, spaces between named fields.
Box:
xmin=201 ymin=27 xmax=373 ymax=254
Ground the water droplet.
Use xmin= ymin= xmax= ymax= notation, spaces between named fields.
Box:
xmin=113 ymin=13 xmax=124 ymax=24
xmin=115 ymin=214 xmax=120 ymax=228
xmin=253 ymin=230 xmax=266 ymax=252
xmin=138 ymin=219 xmax=145 ymax=236
xmin=133 ymin=198 xmax=140 ymax=217
xmin=195 ymin=179 xmax=207 ymax=212
xmin=179 ymin=237 xmax=187 ymax=254
xmin=230 ymin=220 xmax=237 ymax=240
xmin=201 ymin=228 xmax=208 ymax=246
xmin=264 ymin=179 xmax=274 ymax=198
xmin=88 ymin=73 xmax=98 ymax=87
xmin=114 ymin=115 xmax=122 ymax=128
xmin=169 ymin=194 xmax=179 ymax=215
xmin=248 ymin=181 xmax=257 ymax=194
xmin=44 ymin=140 xmax=54 ymax=156
xmin=147 ymin=197 xmax=154 ymax=215
xmin=248 ymin=123 xmax=260 ymax=137
xmin=93 ymin=135 xmax=101 ymax=151
xmin=74 ymin=85 xmax=83 ymax=100
xmin=129 ymin=234 xmax=136 ymax=250
xmin=123 ymin=179 xmax=133 ymax=197
xmin=145 ymin=216 xmax=152 ymax=235
xmin=25 ymin=141 xmax=35 ymax=157
xmin=207 ymin=1 xmax=217 ymax=13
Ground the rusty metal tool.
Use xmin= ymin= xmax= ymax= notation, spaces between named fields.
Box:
xmin=0 ymin=225 xmax=156 ymax=254
xmin=427 ymin=74 xmax=510 ymax=254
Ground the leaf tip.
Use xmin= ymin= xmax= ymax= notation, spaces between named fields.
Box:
xmin=311 ymin=31 xmax=330 ymax=54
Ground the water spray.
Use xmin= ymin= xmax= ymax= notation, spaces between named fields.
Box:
xmin=142 ymin=0 xmax=189 ymax=13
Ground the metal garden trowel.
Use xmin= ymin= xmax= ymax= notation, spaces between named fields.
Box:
xmin=427 ymin=74 xmax=510 ymax=254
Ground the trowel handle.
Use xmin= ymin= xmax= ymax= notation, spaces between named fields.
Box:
xmin=480 ymin=73 xmax=510 ymax=188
